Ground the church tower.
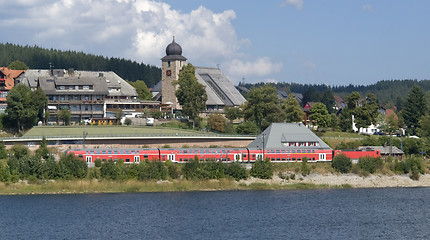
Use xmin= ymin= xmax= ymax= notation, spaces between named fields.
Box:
xmin=161 ymin=37 xmax=187 ymax=110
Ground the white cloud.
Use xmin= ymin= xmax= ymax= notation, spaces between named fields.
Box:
xmin=362 ymin=4 xmax=373 ymax=11
xmin=227 ymin=57 xmax=283 ymax=78
xmin=300 ymin=60 xmax=316 ymax=75
xmin=282 ymin=0 xmax=304 ymax=10
xmin=0 ymin=0 xmax=281 ymax=84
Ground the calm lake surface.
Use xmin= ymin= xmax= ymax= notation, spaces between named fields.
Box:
xmin=0 ymin=188 xmax=429 ymax=240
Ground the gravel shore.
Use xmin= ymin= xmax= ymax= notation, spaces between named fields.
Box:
xmin=240 ymin=173 xmax=430 ymax=188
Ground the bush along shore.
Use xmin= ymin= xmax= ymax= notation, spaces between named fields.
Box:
xmin=0 ymin=143 xmax=429 ymax=194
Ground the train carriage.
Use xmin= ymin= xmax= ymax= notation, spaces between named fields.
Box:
xmin=66 ymin=148 xmax=160 ymax=163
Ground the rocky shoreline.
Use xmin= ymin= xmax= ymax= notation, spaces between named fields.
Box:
xmin=240 ymin=173 xmax=430 ymax=188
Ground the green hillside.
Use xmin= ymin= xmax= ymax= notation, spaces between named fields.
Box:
xmin=0 ymin=43 xmax=161 ymax=87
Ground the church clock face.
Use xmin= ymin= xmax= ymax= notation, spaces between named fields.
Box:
xmin=166 ymin=70 xmax=172 ymax=76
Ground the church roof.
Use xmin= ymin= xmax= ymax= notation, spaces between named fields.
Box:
xmin=195 ymin=67 xmax=246 ymax=107
xmin=161 ymin=38 xmax=187 ymax=61
xmin=248 ymin=123 xmax=332 ymax=150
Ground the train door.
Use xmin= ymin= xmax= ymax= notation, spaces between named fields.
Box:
xmin=256 ymin=153 xmax=263 ymax=161
xmin=234 ymin=153 xmax=242 ymax=162
xmin=86 ymin=156 xmax=92 ymax=163
xmin=134 ymin=155 xmax=140 ymax=163
xmin=319 ymin=153 xmax=326 ymax=161
xmin=167 ymin=154 xmax=175 ymax=162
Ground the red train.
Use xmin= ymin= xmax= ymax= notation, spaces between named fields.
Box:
xmin=333 ymin=149 xmax=381 ymax=159
xmin=65 ymin=147 xmax=380 ymax=165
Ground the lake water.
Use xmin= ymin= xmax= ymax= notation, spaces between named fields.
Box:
xmin=0 ymin=188 xmax=429 ymax=239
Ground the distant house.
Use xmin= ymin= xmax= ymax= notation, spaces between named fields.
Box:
xmin=358 ymin=146 xmax=404 ymax=159
xmin=17 ymin=69 xmax=160 ymax=124
xmin=0 ymin=67 xmax=25 ymax=113
xmin=333 ymin=95 xmax=345 ymax=112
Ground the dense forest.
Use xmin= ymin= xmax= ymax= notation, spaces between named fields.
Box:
xmin=240 ymin=79 xmax=430 ymax=108
xmin=0 ymin=43 xmax=161 ymax=88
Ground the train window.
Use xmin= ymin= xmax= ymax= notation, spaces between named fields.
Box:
xmin=298 ymin=158 xmax=301 ymax=161
xmin=136 ymin=150 xmax=139 ymax=154
xmin=222 ymin=150 xmax=226 ymax=153
xmin=276 ymin=158 xmax=280 ymax=161
xmin=102 ymin=159 xmax=106 ymax=162
xmin=243 ymin=154 xmax=247 ymax=158
xmin=184 ymin=150 xmax=188 ymax=154
xmin=297 ymin=150 xmax=301 ymax=153
xmin=313 ymin=157 xmax=315 ymax=161
xmin=108 ymin=151 xmax=112 ymax=154
xmin=292 ymin=150 xmax=296 ymax=153
xmin=267 ymin=150 xmax=270 ymax=154
xmin=126 ymin=159 xmax=130 ymax=162
xmin=78 ymin=154 xmax=83 ymax=158
xmin=276 ymin=150 xmax=280 ymax=154
xmin=281 ymin=150 xmax=285 ymax=153
xmin=312 ymin=150 xmax=315 ymax=153
xmin=292 ymin=158 xmax=296 ymax=161
xmin=114 ymin=150 xmax=118 ymax=154
xmin=287 ymin=158 xmax=291 ymax=161
xmin=282 ymin=158 xmax=285 ymax=161
xmin=86 ymin=151 xmax=89 ymax=154
xmin=126 ymin=150 xmax=130 ymax=154
xmin=102 ymin=151 xmax=106 ymax=154
xmin=271 ymin=158 xmax=275 ymax=161
xmin=287 ymin=150 xmax=290 ymax=153
xmin=144 ymin=155 xmax=148 ymax=158
xmin=307 ymin=150 xmax=311 ymax=153
xmin=252 ymin=154 xmax=255 ymax=158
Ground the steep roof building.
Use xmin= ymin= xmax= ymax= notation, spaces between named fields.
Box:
xmin=157 ymin=38 xmax=246 ymax=111
xmin=248 ymin=123 xmax=332 ymax=150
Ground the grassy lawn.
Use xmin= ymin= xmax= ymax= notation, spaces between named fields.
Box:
xmin=22 ymin=125 xmax=211 ymax=138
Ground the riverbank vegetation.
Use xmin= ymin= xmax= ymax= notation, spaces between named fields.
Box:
xmin=0 ymin=142 xmax=428 ymax=194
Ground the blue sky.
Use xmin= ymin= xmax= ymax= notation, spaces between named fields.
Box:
xmin=0 ymin=0 xmax=429 ymax=86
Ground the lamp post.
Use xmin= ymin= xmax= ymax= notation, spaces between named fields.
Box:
xmin=83 ymin=131 xmax=88 ymax=148
xmin=262 ymin=133 xmax=265 ymax=161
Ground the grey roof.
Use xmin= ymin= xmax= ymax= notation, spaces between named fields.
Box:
xmin=248 ymin=123 xmax=332 ymax=150
xmin=161 ymin=38 xmax=187 ymax=61
xmin=358 ymin=146 xmax=404 ymax=155
xmin=17 ymin=69 xmax=137 ymax=97
xmin=195 ymin=67 xmax=246 ymax=107
xmin=38 ymin=76 xmax=109 ymax=95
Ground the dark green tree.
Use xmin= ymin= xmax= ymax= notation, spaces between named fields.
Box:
xmin=57 ymin=109 xmax=71 ymax=126
xmin=224 ymin=106 xmax=243 ymax=122
xmin=243 ymin=85 xmax=285 ymax=131
xmin=236 ymin=121 xmax=258 ymax=135
xmin=128 ymin=80 xmax=152 ymax=100
xmin=6 ymin=84 xmax=40 ymax=131
xmin=0 ymin=142 xmax=7 ymax=159
xmin=36 ymin=136 xmax=50 ymax=159
xmin=402 ymin=85 xmax=427 ymax=135
xmin=320 ymin=90 xmax=335 ymax=113
xmin=309 ymin=102 xmax=331 ymax=128
xmin=282 ymin=93 xmax=303 ymax=123
xmin=175 ymin=63 xmax=207 ymax=129
xmin=8 ymin=60 xmax=29 ymax=70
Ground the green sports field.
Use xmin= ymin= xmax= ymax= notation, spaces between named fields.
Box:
xmin=23 ymin=125 xmax=211 ymax=138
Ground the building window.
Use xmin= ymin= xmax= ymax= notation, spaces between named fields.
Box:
xmin=168 ymin=61 xmax=171 ymax=67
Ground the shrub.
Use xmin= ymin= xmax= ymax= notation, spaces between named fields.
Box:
xmin=301 ymin=157 xmax=311 ymax=176
xmin=59 ymin=153 xmax=88 ymax=179
xmin=9 ymin=144 xmax=29 ymax=159
xmin=250 ymin=159 xmax=273 ymax=179
xmin=225 ymin=162 xmax=248 ymax=181
xmin=94 ymin=159 xmax=102 ymax=168
xmin=332 ymin=154 xmax=352 ymax=173
xmin=358 ymin=156 xmax=383 ymax=174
